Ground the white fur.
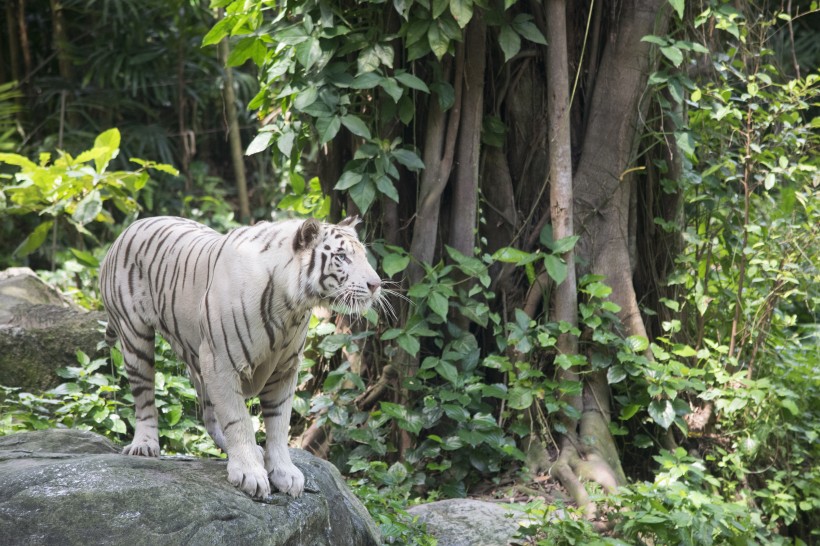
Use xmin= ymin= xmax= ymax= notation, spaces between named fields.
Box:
xmin=100 ymin=216 xmax=381 ymax=498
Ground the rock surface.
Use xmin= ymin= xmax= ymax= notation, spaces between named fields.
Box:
xmin=407 ymin=498 xmax=522 ymax=546
xmin=0 ymin=268 xmax=105 ymax=390
xmin=0 ymin=429 xmax=380 ymax=545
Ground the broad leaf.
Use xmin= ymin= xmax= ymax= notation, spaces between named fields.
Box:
xmin=92 ymin=128 xmax=121 ymax=173
xmin=428 ymin=291 xmax=449 ymax=320
xmin=246 ymin=131 xmax=273 ymax=156
xmin=498 ymin=24 xmax=521 ymax=62
xmin=391 ymin=149 xmax=425 ymax=170
xmin=648 ymin=399 xmax=675 ymax=429
xmin=435 ymin=359 xmax=459 ymax=385
xmin=14 ymin=221 xmax=54 ymax=257
xmin=450 ymin=0 xmax=473 ymax=28
xmin=341 ymin=115 xmax=371 ymax=139
xmin=72 ymin=190 xmax=103 ymax=225
xmin=395 ymin=71 xmax=430 ymax=93
xmin=512 ymin=16 xmax=547 ymax=45
xmin=316 ymin=116 xmax=341 ymax=144
xmin=382 ymin=253 xmax=410 ymax=277
xmin=348 ymin=176 xmax=376 ymax=212
xmin=625 ymin=335 xmax=649 ymax=353
xmin=668 ymin=0 xmax=684 ymax=20
xmin=375 ymin=175 xmax=399 ymax=203
xmin=543 ymin=254 xmax=567 ymax=284
xmin=335 ymin=170 xmax=363 ymax=191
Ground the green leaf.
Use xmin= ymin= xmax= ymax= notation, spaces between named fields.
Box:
xmin=550 ymin=235 xmax=580 ymax=254
xmin=391 ymin=149 xmax=425 ymax=170
xmin=340 ymin=115 xmax=371 ymax=139
xmin=498 ymin=24 xmax=521 ymax=62
xmin=14 ymin=221 xmax=54 ymax=258
xmin=672 ymin=344 xmax=697 ymax=357
xmin=382 ymin=253 xmax=410 ymax=277
xmin=201 ymin=16 xmax=235 ymax=46
xmin=512 ymin=17 xmax=547 ymax=45
xmin=357 ymin=46 xmax=382 ymax=74
xmin=395 ymin=71 xmax=430 ymax=93
xmin=328 ymin=405 xmax=349 ymax=425
xmin=295 ymin=37 xmax=322 ymax=71
xmin=668 ymin=0 xmax=684 ymax=20
xmin=648 ymin=399 xmax=675 ymax=429
xmin=294 ymin=86 xmax=319 ymax=110
xmin=607 ymin=365 xmax=627 ymax=385
xmin=397 ymin=332 xmax=420 ymax=357
xmin=375 ymin=175 xmax=399 ymax=203
xmin=450 ymin=0 xmax=473 ymax=28
xmin=69 ymin=247 xmax=99 ymax=267
xmin=350 ymin=72 xmax=381 ymax=90
xmin=492 ymin=247 xmax=538 ymax=264
xmin=379 ymin=77 xmax=404 ymax=103
xmin=675 ymin=130 xmax=696 ymax=158
xmin=0 ymin=152 xmax=37 ymax=170
xmin=482 ymin=383 xmax=508 ymax=399
xmin=72 ymin=191 xmax=103 ymax=225
xmin=660 ymin=45 xmax=684 ymax=67
xmin=335 ymin=170 xmax=362 ymax=191
xmin=428 ymin=291 xmax=449 ymax=320
xmin=92 ymin=128 xmax=121 ymax=173
xmin=507 ymin=386 xmax=534 ymax=410
xmin=619 ymin=404 xmax=641 ymax=420
xmin=641 ymin=35 xmax=669 ymax=46
xmin=227 ymin=37 xmax=266 ymax=67
xmin=764 ymin=172 xmax=776 ymax=190
xmin=435 ymin=359 xmax=459 ymax=384
xmin=277 ymin=130 xmax=295 ymax=157
xmin=543 ymin=254 xmax=567 ymax=284
xmin=432 ymin=0 xmax=449 ymax=18
xmin=246 ymin=131 xmax=273 ymax=156
xmin=584 ymin=281 xmax=612 ymax=298
xmin=427 ymin=23 xmax=449 ymax=60
xmin=625 ymin=335 xmax=649 ymax=353
xmin=316 ymin=115 xmax=341 ymax=144
xmin=348 ymin=176 xmax=376 ymax=212
xmin=781 ymin=398 xmax=799 ymax=416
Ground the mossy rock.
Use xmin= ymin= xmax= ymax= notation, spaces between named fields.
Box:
xmin=0 ymin=429 xmax=380 ymax=545
xmin=0 ymin=268 xmax=104 ymax=391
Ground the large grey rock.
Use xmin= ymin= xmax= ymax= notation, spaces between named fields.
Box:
xmin=407 ymin=499 xmax=522 ymax=546
xmin=0 ymin=268 xmax=105 ymax=390
xmin=0 ymin=429 xmax=380 ymax=545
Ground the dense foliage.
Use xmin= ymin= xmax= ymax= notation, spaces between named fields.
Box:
xmin=1 ymin=0 xmax=818 ymax=544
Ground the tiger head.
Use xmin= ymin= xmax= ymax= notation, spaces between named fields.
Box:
xmin=295 ymin=216 xmax=383 ymax=315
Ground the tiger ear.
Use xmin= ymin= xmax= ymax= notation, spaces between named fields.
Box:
xmin=338 ymin=215 xmax=361 ymax=228
xmin=294 ymin=218 xmax=322 ymax=252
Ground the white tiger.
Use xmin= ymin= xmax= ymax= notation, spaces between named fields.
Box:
xmin=99 ymin=215 xmax=382 ymax=498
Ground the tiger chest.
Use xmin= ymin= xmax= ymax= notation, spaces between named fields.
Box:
xmin=240 ymin=310 xmax=310 ymax=398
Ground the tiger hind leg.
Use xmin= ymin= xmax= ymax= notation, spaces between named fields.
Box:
xmin=118 ymin=325 xmax=161 ymax=457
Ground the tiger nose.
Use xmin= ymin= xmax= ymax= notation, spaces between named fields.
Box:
xmin=367 ymin=279 xmax=381 ymax=294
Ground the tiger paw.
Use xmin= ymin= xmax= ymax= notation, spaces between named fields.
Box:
xmin=268 ymin=462 xmax=305 ymax=497
xmin=227 ymin=458 xmax=271 ymax=499
xmin=122 ymin=437 xmax=159 ymax=457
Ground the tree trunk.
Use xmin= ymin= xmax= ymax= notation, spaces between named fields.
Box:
xmin=544 ymin=0 xmax=591 ymax=514
xmin=550 ymin=0 xmax=670 ymax=511
xmin=219 ymin=38 xmax=250 ymax=222
xmin=448 ymin=15 xmax=486 ymax=258
xmin=406 ymin=51 xmax=463 ymax=286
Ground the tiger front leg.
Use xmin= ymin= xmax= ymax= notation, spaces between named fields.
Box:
xmin=200 ymin=343 xmax=270 ymax=499
xmin=259 ymin=367 xmax=305 ymax=497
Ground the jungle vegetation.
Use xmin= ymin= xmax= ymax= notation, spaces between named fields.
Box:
xmin=1 ymin=0 xmax=818 ymax=543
